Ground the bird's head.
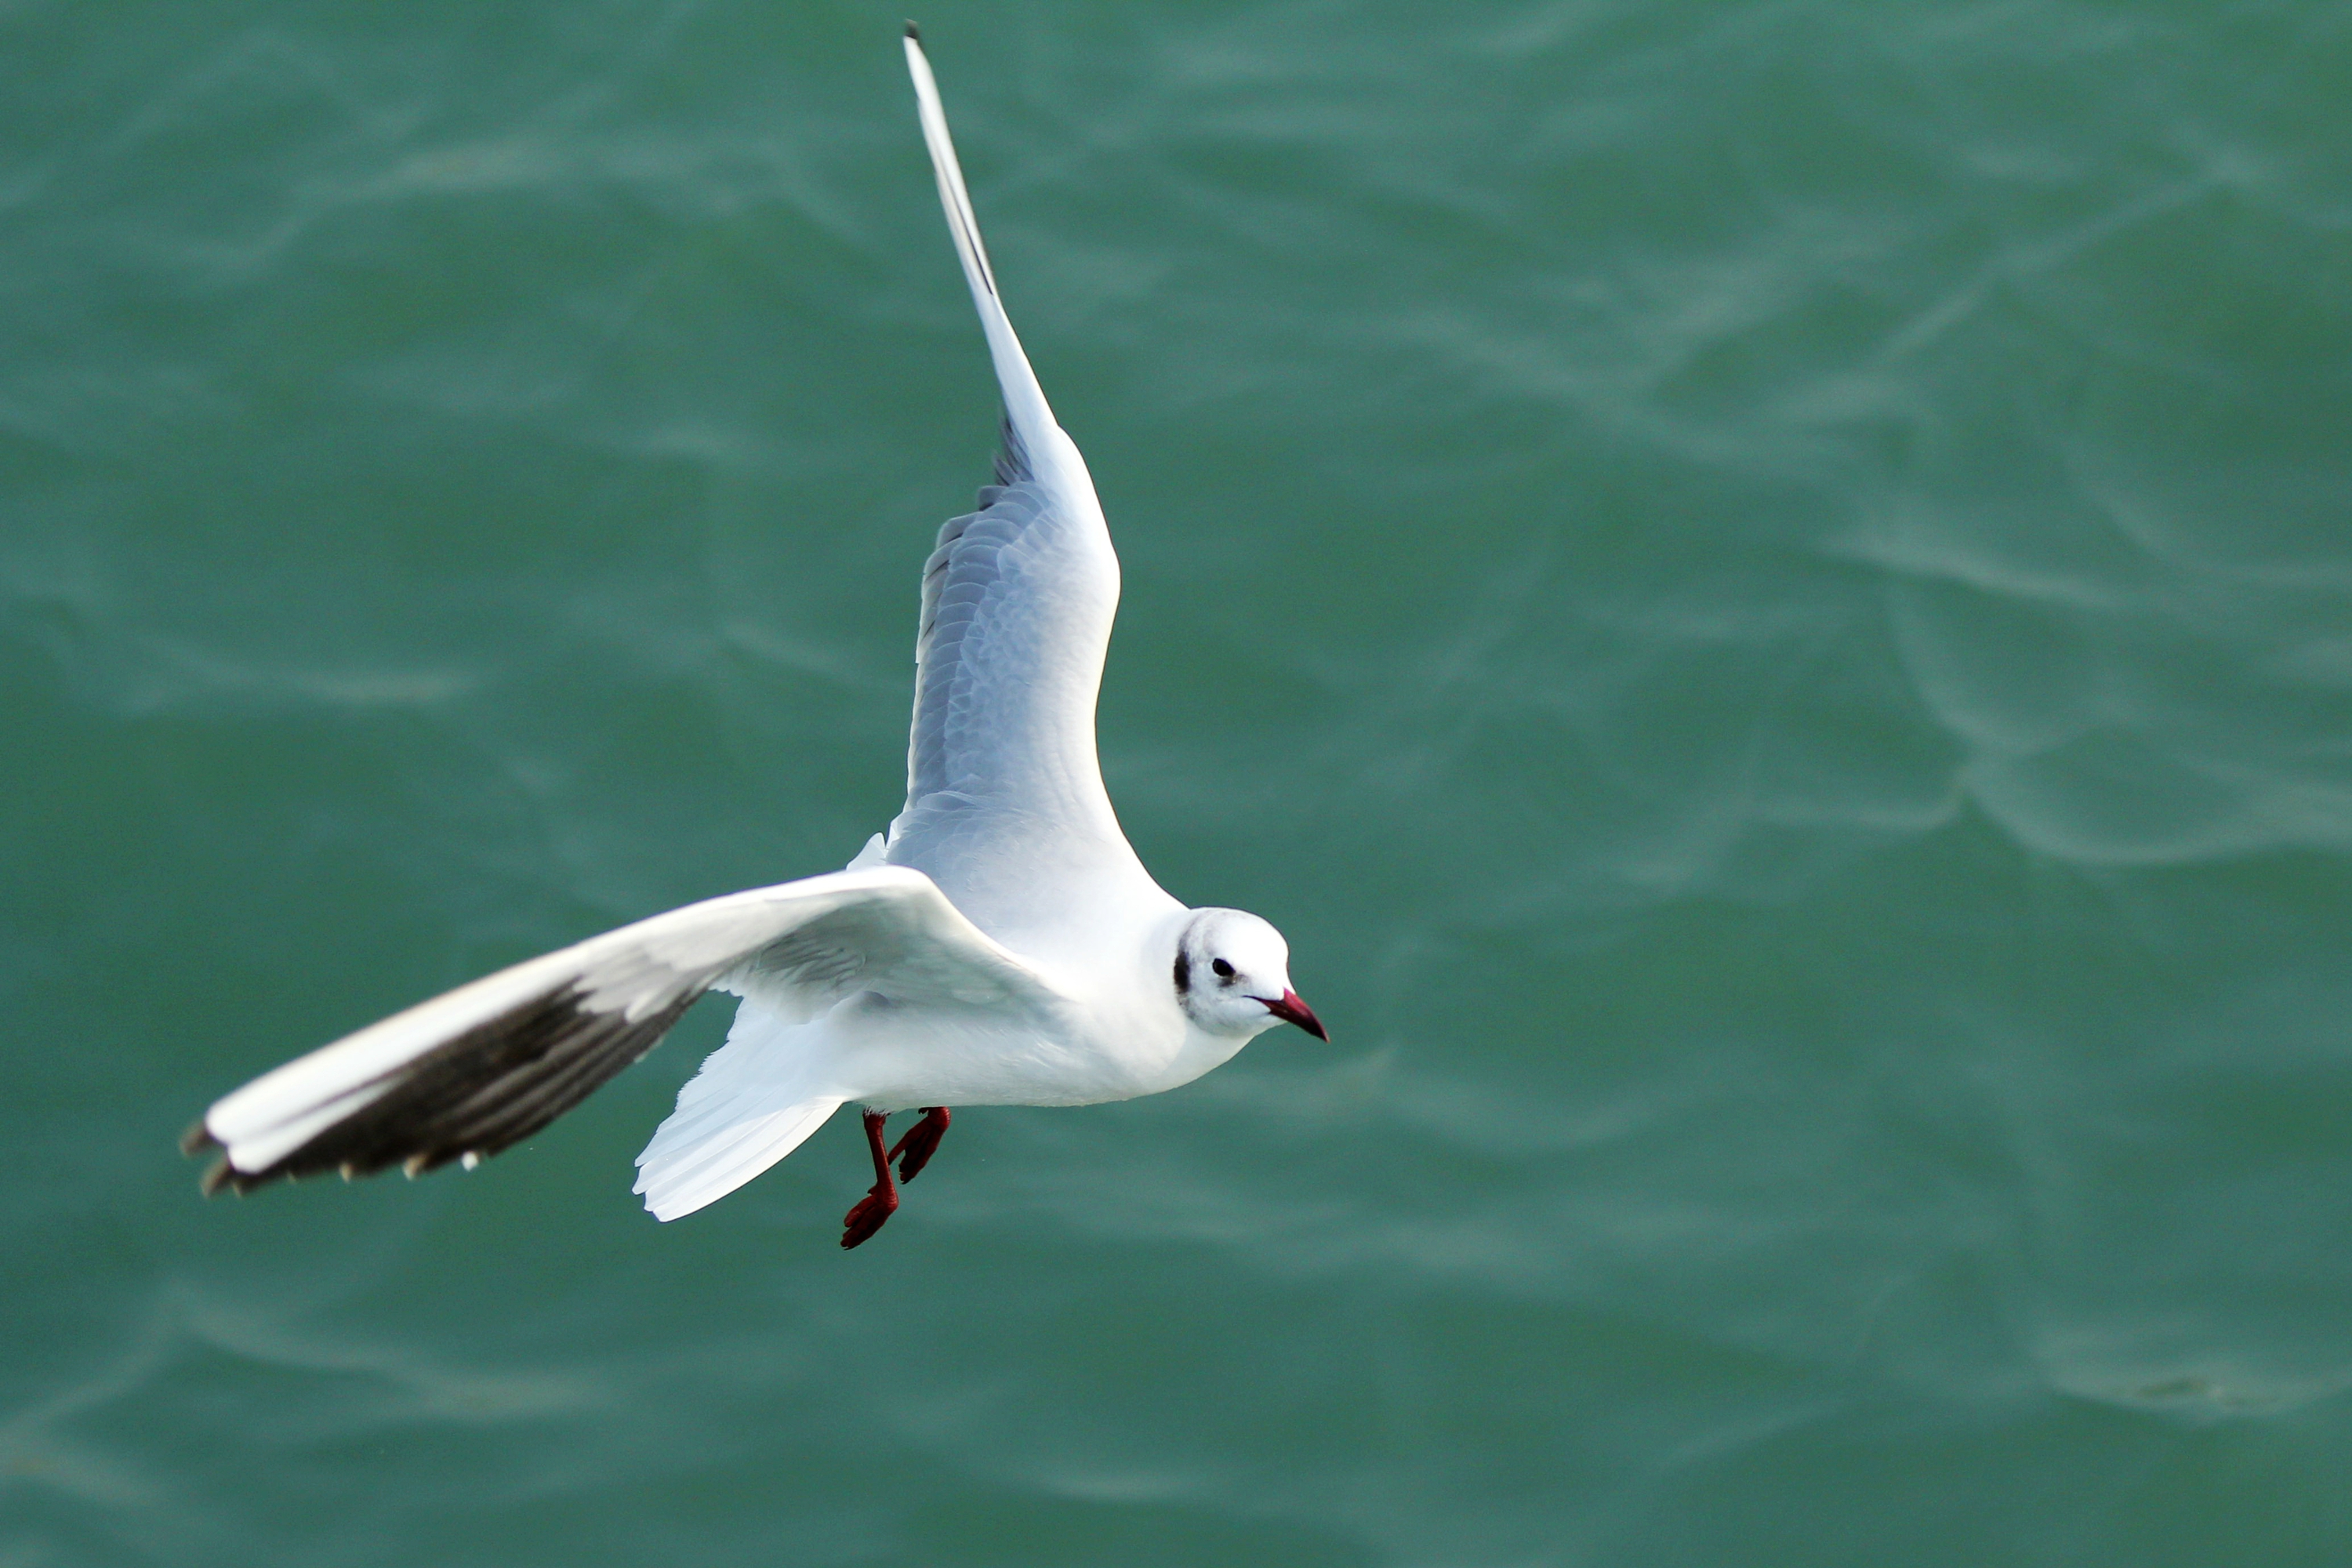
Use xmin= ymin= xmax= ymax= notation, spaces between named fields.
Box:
xmin=1173 ymin=909 xmax=1326 ymax=1041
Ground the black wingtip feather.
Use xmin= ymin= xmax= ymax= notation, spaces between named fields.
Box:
xmin=994 ymin=413 xmax=1032 ymax=485
xmin=905 ymin=20 xmax=920 ymax=42
xmin=208 ymin=982 xmax=699 ymax=1196
xmin=180 ymin=1118 xmax=218 ymax=1156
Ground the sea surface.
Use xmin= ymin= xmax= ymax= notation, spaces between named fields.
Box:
xmin=5 ymin=2 xmax=2351 ymax=1563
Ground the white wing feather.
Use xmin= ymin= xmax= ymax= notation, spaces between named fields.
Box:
xmin=903 ymin=30 xmax=1052 ymax=446
xmin=191 ymin=866 xmax=1061 ymax=1192
xmin=889 ymin=31 xmax=1165 ymax=939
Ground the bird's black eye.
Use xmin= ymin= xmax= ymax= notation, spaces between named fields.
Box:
xmin=1211 ymin=958 xmax=1235 ymax=981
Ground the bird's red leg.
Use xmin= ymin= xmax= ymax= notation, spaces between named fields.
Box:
xmin=887 ymin=1106 xmax=952 ymax=1183
xmin=840 ymin=1109 xmax=899 ymax=1250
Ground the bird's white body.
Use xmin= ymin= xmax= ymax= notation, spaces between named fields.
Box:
xmin=629 ymin=873 xmax=1233 ymax=1221
xmin=186 ymin=30 xmax=1320 ymax=1237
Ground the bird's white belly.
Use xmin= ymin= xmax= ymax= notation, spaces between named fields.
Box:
xmin=819 ymin=993 xmax=1200 ymax=1112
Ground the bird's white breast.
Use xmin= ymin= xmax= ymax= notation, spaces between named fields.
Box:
xmin=822 ymin=898 xmax=1233 ymax=1112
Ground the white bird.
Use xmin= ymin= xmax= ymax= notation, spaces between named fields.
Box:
xmin=183 ymin=25 xmax=1326 ymax=1250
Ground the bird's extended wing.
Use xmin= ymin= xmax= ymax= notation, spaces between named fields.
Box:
xmin=888 ymin=31 xmax=1162 ymax=935
xmin=186 ymin=866 xmax=1061 ymax=1193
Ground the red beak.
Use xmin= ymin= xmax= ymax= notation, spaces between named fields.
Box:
xmin=1261 ymin=989 xmax=1328 ymax=1041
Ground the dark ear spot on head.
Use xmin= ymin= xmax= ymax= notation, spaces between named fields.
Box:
xmin=1173 ymin=950 xmax=1191 ymax=996
xmin=1211 ymin=957 xmax=1235 ymax=981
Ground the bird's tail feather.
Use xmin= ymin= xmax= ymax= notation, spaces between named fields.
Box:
xmin=633 ymin=1005 xmax=844 ymax=1221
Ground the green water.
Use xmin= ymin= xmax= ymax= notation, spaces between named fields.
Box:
xmin=7 ymin=1 xmax=2352 ymax=1562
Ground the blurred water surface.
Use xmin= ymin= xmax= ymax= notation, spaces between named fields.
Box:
xmin=6 ymin=1 xmax=2352 ymax=1563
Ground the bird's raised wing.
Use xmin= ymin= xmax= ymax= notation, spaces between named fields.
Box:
xmin=186 ymin=866 xmax=1062 ymax=1193
xmin=887 ymin=31 xmax=1162 ymax=936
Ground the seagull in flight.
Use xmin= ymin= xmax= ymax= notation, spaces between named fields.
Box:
xmin=183 ymin=26 xmax=1326 ymax=1250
